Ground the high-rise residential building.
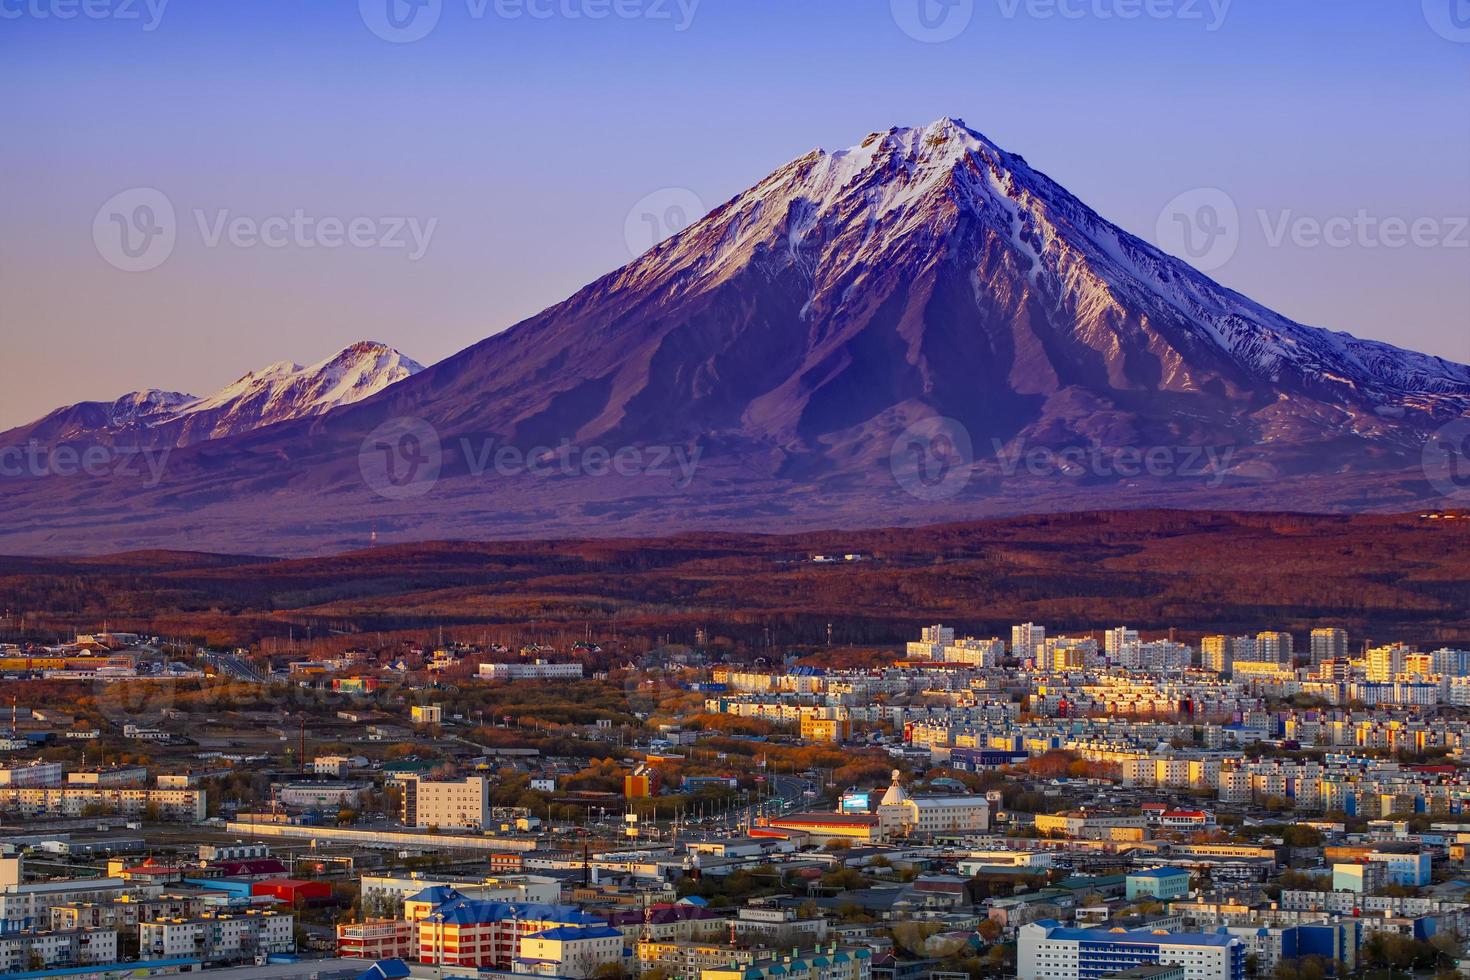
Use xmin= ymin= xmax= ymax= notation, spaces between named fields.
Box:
xmin=1011 ymin=623 xmax=1046 ymax=663
xmin=1256 ymin=631 xmax=1294 ymax=664
xmin=399 ymin=775 xmax=491 ymax=831
xmin=1431 ymin=647 xmax=1470 ymax=677
xmin=1105 ymin=627 xmax=1140 ymax=664
xmin=1365 ymin=643 xmax=1413 ymax=683
xmin=920 ymin=624 xmax=955 ymax=645
xmin=1201 ymin=635 xmax=1232 ymax=674
xmin=1309 ymin=628 xmax=1348 ymax=663
xmin=944 ymin=637 xmax=1005 ymax=667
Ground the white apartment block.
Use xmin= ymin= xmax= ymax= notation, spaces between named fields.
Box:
xmin=140 ymin=910 xmax=294 ymax=962
xmin=0 ymin=761 xmax=64 ymax=787
xmin=1012 ymin=623 xmax=1046 ymax=662
xmin=0 ymin=926 xmax=117 ymax=972
xmin=0 ymin=786 xmax=205 ymax=822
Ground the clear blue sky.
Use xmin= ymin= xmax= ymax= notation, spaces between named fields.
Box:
xmin=2 ymin=0 xmax=1466 ymax=428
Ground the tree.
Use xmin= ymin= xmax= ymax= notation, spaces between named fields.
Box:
xmin=1281 ymin=824 xmax=1322 ymax=848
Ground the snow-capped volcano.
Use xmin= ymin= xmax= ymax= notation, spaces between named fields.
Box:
xmin=1 ymin=119 xmax=1466 ymax=555
xmin=6 ymin=341 xmax=424 ymax=448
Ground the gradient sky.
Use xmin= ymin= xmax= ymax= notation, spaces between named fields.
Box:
xmin=1 ymin=0 xmax=1467 ymax=429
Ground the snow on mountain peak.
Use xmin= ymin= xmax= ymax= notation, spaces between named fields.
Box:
xmin=6 ymin=341 xmax=425 ymax=449
xmin=174 ymin=342 xmax=425 ymax=435
xmin=630 ymin=118 xmax=1470 ymax=414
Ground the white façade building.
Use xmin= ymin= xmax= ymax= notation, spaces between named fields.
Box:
xmin=1018 ymin=920 xmax=1245 ymax=980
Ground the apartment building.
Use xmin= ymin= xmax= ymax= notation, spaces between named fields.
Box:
xmin=0 ymin=859 xmax=133 ymax=933
xmin=139 ymin=910 xmax=294 ymax=962
xmin=1018 ymin=920 xmax=1245 ymax=980
xmin=0 ymin=927 xmax=117 ymax=972
xmin=0 ymin=786 xmax=205 ymax=821
xmin=399 ymin=774 xmax=491 ymax=831
xmin=1309 ymin=628 xmax=1349 ymax=664
xmin=0 ymin=761 xmax=65 ymax=787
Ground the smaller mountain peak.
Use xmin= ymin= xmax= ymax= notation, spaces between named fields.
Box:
xmin=341 ymin=340 xmax=395 ymax=358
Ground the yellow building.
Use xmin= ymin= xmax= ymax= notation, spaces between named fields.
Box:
xmin=800 ymin=714 xmax=851 ymax=743
xmin=704 ymin=945 xmax=872 ymax=980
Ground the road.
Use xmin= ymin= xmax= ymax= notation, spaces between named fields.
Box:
xmin=203 ymin=650 xmax=265 ymax=683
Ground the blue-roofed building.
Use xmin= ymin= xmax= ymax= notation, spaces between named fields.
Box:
xmin=412 ymin=899 xmax=611 ymax=971
xmin=1019 ymin=920 xmax=1245 ymax=980
xmin=356 ymin=958 xmax=412 ymax=980
xmin=517 ymin=925 xmax=627 ymax=978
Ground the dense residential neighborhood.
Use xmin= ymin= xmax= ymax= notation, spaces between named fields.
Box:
xmin=4 ymin=622 xmax=1470 ymax=980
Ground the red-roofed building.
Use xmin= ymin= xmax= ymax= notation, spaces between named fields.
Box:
xmin=1159 ymin=809 xmax=1215 ymax=829
xmin=761 ymin=813 xmax=880 ymax=842
xmin=253 ymin=878 xmax=334 ymax=905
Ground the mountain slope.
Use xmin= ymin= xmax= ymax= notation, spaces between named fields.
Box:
xmin=4 ymin=341 xmax=423 ymax=449
xmin=1 ymin=119 xmax=1465 ymax=556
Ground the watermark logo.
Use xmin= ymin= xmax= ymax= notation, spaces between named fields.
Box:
xmin=1258 ymin=210 xmax=1468 ymax=251
xmin=624 ymin=187 xmax=706 ymax=258
xmin=92 ymin=188 xmax=438 ymax=272
xmin=359 ymin=417 xmax=443 ymax=500
xmin=1423 ymin=0 xmax=1470 ymax=42
xmin=993 ymin=438 xmax=1235 ymax=486
xmin=1158 ymin=187 xmax=1468 ymax=272
xmin=460 ymin=438 xmax=702 ymax=487
xmin=1423 ymin=419 xmax=1470 ymax=501
xmin=890 ymin=416 xmax=974 ymax=501
xmin=193 ymin=209 xmax=438 ymax=259
xmin=93 ymin=187 xmax=176 ymax=273
xmin=995 ymin=0 xmax=1231 ymax=30
xmin=0 ymin=0 xmax=170 ymax=30
xmin=1155 ymin=187 xmax=1239 ymax=272
xmin=359 ymin=0 xmax=442 ymax=42
xmin=891 ymin=0 xmax=974 ymax=42
xmin=0 ymin=441 xmax=171 ymax=485
xmin=360 ymin=0 xmax=700 ymax=42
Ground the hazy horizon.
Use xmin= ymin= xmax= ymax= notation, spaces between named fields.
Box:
xmin=3 ymin=0 xmax=1467 ymax=430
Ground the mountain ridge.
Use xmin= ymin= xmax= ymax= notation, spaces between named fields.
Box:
xmin=3 ymin=341 xmax=424 ymax=449
xmin=0 ymin=118 xmax=1464 ymax=556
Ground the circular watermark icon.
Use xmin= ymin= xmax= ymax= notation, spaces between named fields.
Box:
xmin=890 ymin=0 xmax=974 ymax=42
xmin=890 ymin=416 xmax=974 ymax=501
xmin=1423 ymin=0 xmax=1470 ymax=42
xmin=624 ymin=187 xmax=706 ymax=258
xmin=1155 ymin=187 xmax=1239 ymax=273
xmin=360 ymin=0 xmax=442 ymax=42
xmin=93 ymin=187 xmax=176 ymax=273
xmin=1423 ymin=419 xmax=1470 ymax=502
xmin=359 ymin=416 xmax=442 ymax=499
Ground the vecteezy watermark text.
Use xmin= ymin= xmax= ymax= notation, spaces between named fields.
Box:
xmin=93 ymin=188 xmax=438 ymax=273
xmin=460 ymin=439 xmax=701 ymax=487
xmin=359 ymin=0 xmax=699 ymax=43
xmin=0 ymin=0 xmax=168 ymax=30
xmin=0 ymin=442 xmax=171 ymax=485
xmin=358 ymin=417 xmax=703 ymax=499
xmin=891 ymin=0 xmax=1229 ymax=42
xmin=1157 ymin=187 xmax=1468 ymax=272
xmin=993 ymin=438 xmax=1235 ymax=486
